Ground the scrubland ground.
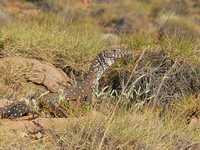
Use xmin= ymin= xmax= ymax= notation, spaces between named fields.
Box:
xmin=0 ymin=0 xmax=200 ymax=149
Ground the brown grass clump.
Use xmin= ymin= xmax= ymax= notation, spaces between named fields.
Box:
xmin=169 ymin=96 xmax=200 ymax=124
xmin=98 ymin=50 xmax=200 ymax=106
xmin=0 ymin=0 xmax=199 ymax=149
xmin=0 ymin=13 xmax=105 ymax=70
xmin=158 ymin=15 xmax=200 ymax=42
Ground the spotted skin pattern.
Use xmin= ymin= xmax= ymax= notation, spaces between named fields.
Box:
xmin=64 ymin=48 xmax=132 ymax=103
xmin=0 ymin=101 xmax=30 ymax=118
xmin=0 ymin=49 xmax=132 ymax=118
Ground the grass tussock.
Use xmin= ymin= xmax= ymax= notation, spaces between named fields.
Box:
xmin=0 ymin=0 xmax=199 ymax=149
xmin=0 ymin=13 xmax=106 ymax=69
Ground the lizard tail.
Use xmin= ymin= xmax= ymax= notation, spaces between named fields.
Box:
xmin=0 ymin=48 xmax=132 ymax=119
xmin=0 ymin=101 xmax=30 ymax=119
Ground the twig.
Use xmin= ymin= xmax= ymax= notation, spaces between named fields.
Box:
xmin=152 ymin=60 xmax=178 ymax=110
xmin=98 ymin=49 xmax=146 ymax=150
xmin=37 ymin=91 xmax=50 ymax=100
xmin=122 ymin=49 xmax=147 ymax=94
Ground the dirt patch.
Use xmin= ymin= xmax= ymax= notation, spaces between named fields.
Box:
xmin=0 ymin=117 xmax=80 ymax=149
xmin=0 ymin=111 xmax=103 ymax=149
xmin=0 ymin=111 xmax=150 ymax=149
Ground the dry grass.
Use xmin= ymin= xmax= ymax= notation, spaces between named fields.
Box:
xmin=0 ymin=13 xmax=106 ymax=70
xmin=1 ymin=102 xmax=200 ymax=150
xmin=0 ymin=0 xmax=199 ymax=149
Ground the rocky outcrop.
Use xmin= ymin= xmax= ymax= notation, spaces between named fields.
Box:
xmin=0 ymin=56 xmax=73 ymax=93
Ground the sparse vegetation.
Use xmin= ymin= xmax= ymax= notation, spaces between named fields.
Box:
xmin=0 ymin=0 xmax=199 ymax=149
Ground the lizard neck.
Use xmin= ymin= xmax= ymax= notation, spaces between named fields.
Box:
xmin=64 ymin=49 xmax=132 ymax=101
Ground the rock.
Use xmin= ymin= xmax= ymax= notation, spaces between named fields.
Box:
xmin=28 ymin=59 xmax=73 ymax=92
xmin=0 ymin=56 xmax=73 ymax=93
